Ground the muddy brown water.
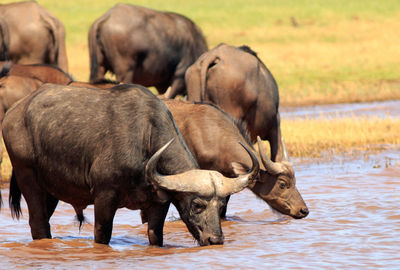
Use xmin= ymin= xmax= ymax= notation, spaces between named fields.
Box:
xmin=0 ymin=101 xmax=399 ymax=269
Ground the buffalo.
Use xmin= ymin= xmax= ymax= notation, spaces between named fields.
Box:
xmin=186 ymin=43 xmax=284 ymax=161
xmin=88 ymin=3 xmax=208 ymax=98
xmin=0 ymin=75 xmax=42 ymax=121
xmin=163 ymin=100 xmax=309 ymax=219
xmin=0 ymin=62 xmax=73 ymax=182
xmin=0 ymin=1 xmax=68 ymax=72
xmin=0 ymin=75 xmax=42 ymax=184
xmin=2 ymin=83 xmax=259 ymax=246
xmin=0 ymin=61 xmax=73 ymax=85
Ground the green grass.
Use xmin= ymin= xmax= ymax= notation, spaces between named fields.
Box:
xmin=1 ymin=0 xmax=400 ymax=105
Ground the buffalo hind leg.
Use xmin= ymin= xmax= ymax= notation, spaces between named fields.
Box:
xmin=268 ymin=114 xmax=284 ymax=162
xmin=146 ymin=203 xmax=170 ymax=246
xmin=15 ymin=168 xmax=52 ymax=239
xmin=46 ymin=193 xmax=59 ymax=222
xmin=93 ymin=190 xmax=118 ymax=244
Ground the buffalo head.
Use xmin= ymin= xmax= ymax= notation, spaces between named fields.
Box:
xmin=146 ymin=140 xmax=259 ymax=246
xmin=232 ymin=137 xmax=309 ymax=219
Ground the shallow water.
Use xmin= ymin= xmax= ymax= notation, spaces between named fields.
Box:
xmin=281 ymin=100 xmax=400 ymax=119
xmin=0 ymin=148 xmax=399 ymax=269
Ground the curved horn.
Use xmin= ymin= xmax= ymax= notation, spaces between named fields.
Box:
xmin=217 ymin=142 xmax=260 ymax=197
xmin=145 ymin=138 xmax=175 ymax=189
xmin=146 ymin=139 xmax=214 ymax=195
xmin=146 ymin=139 xmax=259 ymax=197
xmin=257 ymin=136 xmax=284 ymax=175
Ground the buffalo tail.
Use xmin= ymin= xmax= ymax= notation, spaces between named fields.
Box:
xmin=9 ymin=169 xmax=22 ymax=219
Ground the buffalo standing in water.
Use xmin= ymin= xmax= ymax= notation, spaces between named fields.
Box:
xmin=88 ymin=4 xmax=208 ymax=99
xmin=164 ymin=100 xmax=309 ymax=219
xmin=186 ymin=44 xmax=284 ymax=161
xmin=0 ymin=1 xmax=68 ymax=72
xmin=2 ymin=83 xmax=259 ymax=246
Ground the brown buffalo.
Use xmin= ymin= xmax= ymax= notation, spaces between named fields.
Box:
xmin=0 ymin=17 xmax=9 ymax=61
xmin=186 ymin=44 xmax=284 ymax=161
xmin=0 ymin=75 xmax=42 ymax=120
xmin=0 ymin=1 xmax=68 ymax=72
xmin=88 ymin=3 xmax=208 ymax=98
xmin=0 ymin=75 xmax=42 ymax=185
xmin=0 ymin=61 xmax=72 ymax=85
xmin=163 ymin=100 xmax=309 ymax=219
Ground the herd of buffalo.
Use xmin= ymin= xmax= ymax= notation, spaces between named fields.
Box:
xmin=0 ymin=1 xmax=309 ymax=247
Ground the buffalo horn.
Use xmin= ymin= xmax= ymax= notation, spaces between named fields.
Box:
xmin=146 ymin=139 xmax=214 ymax=195
xmin=145 ymin=139 xmax=175 ymax=189
xmin=146 ymin=139 xmax=260 ymax=197
xmin=217 ymin=141 xmax=260 ymax=197
xmin=257 ymin=136 xmax=284 ymax=175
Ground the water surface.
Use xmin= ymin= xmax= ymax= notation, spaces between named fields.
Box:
xmin=0 ymin=149 xmax=399 ymax=269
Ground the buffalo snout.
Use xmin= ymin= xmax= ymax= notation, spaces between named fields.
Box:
xmin=298 ymin=207 xmax=309 ymax=218
xmin=200 ymin=234 xmax=224 ymax=246
xmin=291 ymin=205 xmax=309 ymax=219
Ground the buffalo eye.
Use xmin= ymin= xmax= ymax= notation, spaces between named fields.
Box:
xmin=191 ymin=199 xmax=207 ymax=214
xmin=279 ymin=181 xmax=286 ymax=189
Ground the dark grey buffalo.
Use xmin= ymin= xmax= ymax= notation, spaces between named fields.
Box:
xmin=163 ymin=100 xmax=309 ymax=219
xmin=2 ymin=83 xmax=259 ymax=246
xmin=186 ymin=43 xmax=284 ymax=161
xmin=0 ymin=1 xmax=68 ymax=72
xmin=88 ymin=3 xmax=208 ymax=99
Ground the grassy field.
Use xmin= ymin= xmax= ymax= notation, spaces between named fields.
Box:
xmin=0 ymin=0 xmax=399 ymax=182
xmin=1 ymin=0 xmax=399 ymax=105
xmin=282 ymin=116 xmax=400 ymax=158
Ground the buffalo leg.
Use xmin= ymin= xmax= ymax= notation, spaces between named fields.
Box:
xmin=93 ymin=190 xmax=118 ymax=244
xmin=146 ymin=203 xmax=170 ymax=246
xmin=268 ymin=113 xmax=284 ymax=162
xmin=46 ymin=193 xmax=59 ymax=221
xmin=15 ymin=168 xmax=52 ymax=239
xmin=220 ymin=195 xmax=230 ymax=219
xmin=163 ymin=77 xmax=185 ymax=99
xmin=268 ymin=128 xmax=279 ymax=162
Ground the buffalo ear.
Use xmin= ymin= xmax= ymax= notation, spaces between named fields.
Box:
xmin=231 ymin=162 xmax=250 ymax=176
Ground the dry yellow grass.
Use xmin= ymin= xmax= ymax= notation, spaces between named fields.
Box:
xmin=281 ymin=116 xmax=400 ymax=158
xmin=248 ymin=18 xmax=400 ymax=106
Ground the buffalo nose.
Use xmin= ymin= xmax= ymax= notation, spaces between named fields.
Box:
xmin=208 ymin=236 xmax=224 ymax=245
xmin=300 ymin=207 xmax=309 ymax=217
